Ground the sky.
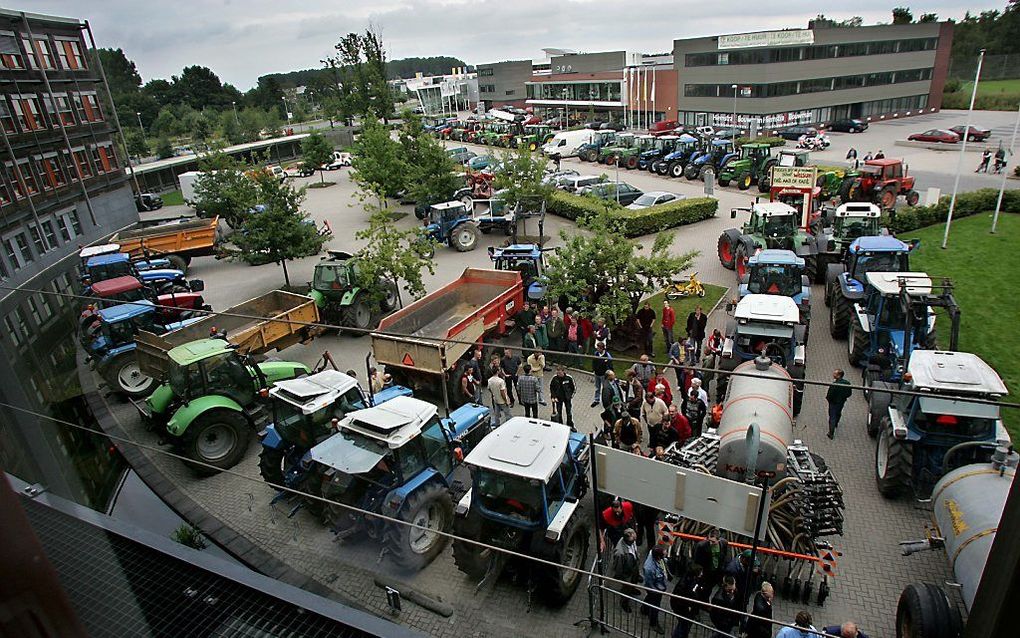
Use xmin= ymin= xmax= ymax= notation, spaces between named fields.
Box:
xmin=28 ymin=0 xmax=1006 ymax=89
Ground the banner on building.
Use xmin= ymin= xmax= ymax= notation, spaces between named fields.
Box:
xmin=718 ymin=29 xmax=814 ymax=50
xmin=770 ymin=166 xmax=818 ymax=189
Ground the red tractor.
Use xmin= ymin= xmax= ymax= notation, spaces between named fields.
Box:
xmin=841 ymin=159 xmax=920 ymax=210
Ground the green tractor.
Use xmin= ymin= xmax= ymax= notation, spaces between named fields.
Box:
xmin=135 ymin=337 xmax=310 ymax=475
xmin=718 ymin=201 xmax=822 ymax=281
xmin=478 ymin=123 xmax=509 ymax=146
xmin=308 ymin=251 xmax=399 ymax=333
xmin=613 ymin=134 xmax=655 ymax=169
xmin=577 ymin=130 xmax=617 ymax=162
xmin=598 ymin=132 xmax=635 ymax=165
xmin=717 ymin=142 xmax=776 ymax=191
xmin=513 ymin=124 xmax=555 ymax=151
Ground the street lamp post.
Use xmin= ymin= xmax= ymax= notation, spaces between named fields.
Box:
xmin=135 ymin=111 xmax=145 ymax=142
xmin=282 ymin=96 xmax=291 ymax=125
xmin=731 ymin=84 xmax=738 ymax=136
xmin=561 ymin=88 xmax=569 ymax=130
xmin=943 ymin=48 xmax=985 ymax=249
xmin=232 ymin=101 xmax=239 ymax=125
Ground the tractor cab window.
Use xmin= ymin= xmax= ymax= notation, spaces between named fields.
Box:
xmin=884 ymin=164 xmax=902 ymax=179
xmin=503 ymin=258 xmax=537 ymax=282
xmin=314 ymin=264 xmax=350 ymax=291
xmin=337 ymin=387 xmax=365 ymax=416
xmin=116 ymin=286 xmax=149 ymax=304
xmin=395 ymin=441 xmax=430 ymax=482
xmin=475 ymin=470 xmax=544 ymax=523
xmin=420 ymin=416 xmax=453 ymax=476
xmin=90 ymin=260 xmax=133 ymax=283
xmin=104 ymin=316 xmax=139 ymax=346
xmin=911 ymin=408 xmax=995 ymax=439
xmin=748 ymin=265 xmax=798 ymax=296
xmin=854 ymin=252 xmax=902 ymax=277
xmin=763 ymin=215 xmax=797 ymax=238
xmin=834 ymin=216 xmax=877 ymax=240
xmin=169 ymin=361 xmax=203 ymax=400
xmin=201 ymin=353 xmax=252 ymax=403
xmin=272 ymin=399 xmax=310 ymax=442
xmin=876 ymin=296 xmax=907 ymax=328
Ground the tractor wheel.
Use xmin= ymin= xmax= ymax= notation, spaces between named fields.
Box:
xmin=848 ymin=318 xmax=866 ymax=366
xmin=452 ymin=508 xmax=491 ymax=580
xmin=669 ymin=162 xmax=685 ymax=179
xmin=896 ymin=583 xmax=963 ymax=638
xmin=803 ymin=253 xmax=818 ymax=284
xmin=684 ymin=164 xmax=700 ymax=180
xmin=258 ymin=446 xmax=286 ymax=486
xmin=380 ymin=280 xmax=399 ymax=312
xmin=880 ymin=186 xmax=898 ymax=210
xmin=876 ymin=418 xmax=913 ymax=499
xmin=738 ymin=174 xmax=752 ymax=190
xmin=605 ymin=155 xmax=617 ymax=166
xmin=415 ymin=239 xmax=436 ymax=260
xmin=868 ymin=381 xmax=895 ymax=439
xmin=106 ymin=353 xmax=156 ymax=397
xmin=829 ymin=292 xmax=849 ymax=339
xmin=625 ymin=155 xmax=638 ymax=170
xmin=718 ymin=178 xmax=730 ymax=187
xmin=581 ymin=149 xmax=595 ymax=162
xmin=167 ymin=254 xmax=189 ymax=274
xmin=529 ymin=142 xmax=538 ymax=152
xmin=533 ymin=508 xmax=590 ymax=606
xmin=698 ymin=165 xmax=711 ymax=182
xmin=384 ymin=481 xmax=454 ymax=571
xmin=717 ymin=232 xmax=736 ymax=270
xmin=824 ymin=263 xmax=845 ymax=308
xmin=659 ymin=161 xmax=674 ymax=176
xmin=649 ymin=160 xmax=660 ymax=173
xmin=839 ymin=179 xmax=856 ymax=204
xmin=906 ymin=190 xmax=920 ymax=206
xmin=341 ymin=294 xmax=376 ymax=334
xmin=185 ymin=409 xmax=251 ymax=475
xmin=759 ymin=161 xmax=776 ymax=193
xmin=734 ymin=242 xmax=751 ymax=280
xmin=453 ymin=224 xmax=479 ymax=252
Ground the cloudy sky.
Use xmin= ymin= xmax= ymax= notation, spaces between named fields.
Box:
xmin=30 ymin=0 xmax=1003 ymax=89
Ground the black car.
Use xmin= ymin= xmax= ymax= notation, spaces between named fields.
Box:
xmin=828 ymin=119 xmax=868 ymax=133
xmin=579 ymin=181 xmax=643 ymax=206
xmin=134 ymin=193 xmax=164 ymax=212
xmin=776 ymin=126 xmax=818 ymax=140
xmin=600 ymin=121 xmax=626 ymax=131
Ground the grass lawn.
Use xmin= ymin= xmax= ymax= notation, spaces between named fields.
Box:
xmin=161 ymin=190 xmax=184 ymax=206
xmin=960 ymin=78 xmax=1020 ymax=97
xmin=909 ymin=212 xmax=1020 ymax=440
xmin=607 ymin=284 xmax=728 ymax=366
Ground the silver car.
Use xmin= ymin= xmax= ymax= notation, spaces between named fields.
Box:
xmin=626 ymin=191 xmax=684 ymax=210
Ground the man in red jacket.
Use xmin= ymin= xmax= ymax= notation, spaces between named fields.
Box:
xmin=667 ymin=404 xmax=692 ymax=446
xmin=647 ymin=368 xmax=673 ymax=406
xmin=661 ymin=300 xmax=676 ymax=351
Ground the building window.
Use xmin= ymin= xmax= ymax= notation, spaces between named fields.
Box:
xmin=36 ymin=292 xmax=54 ymax=321
xmin=40 ymin=219 xmax=57 ymax=247
xmin=0 ymin=179 xmax=9 ymax=207
xmin=43 ymin=94 xmax=75 ymax=127
xmin=4 ymin=232 xmax=33 ymax=269
xmin=14 ymin=94 xmax=44 ymax=131
xmin=4 ymin=315 xmax=23 ymax=347
xmin=73 ymin=93 xmax=103 ymax=123
xmin=0 ymin=33 xmax=24 ymax=70
xmin=55 ymin=37 xmax=86 ymax=70
xmin=14 ymin=159 xmax=38 ymax=196
xmin=505 ymin=89 xmax=515 ymax=96
xmin=479 ymin=84 xmax=495 ymax=93
xmin=73 ymin=148 xmax=93 ymax=178
xmin=68 ymin=208 xmax=83 ymax=235
xmin=0 ymin=99 xmax=15 ymax=133
xmin=22 ymin=36 xmax=55 ymax=69
xmin=27 ymin=295 xmax=42 ymax=324
xmin=28 ymin=224 xmax=46 ymax=255
xmin=479 ymin=68 xmax=494 ymax=77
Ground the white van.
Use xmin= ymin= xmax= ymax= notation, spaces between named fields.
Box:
xmin=542 ymin=130 xmax=595 ymax=159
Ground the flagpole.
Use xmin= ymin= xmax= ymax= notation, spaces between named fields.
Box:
xmin=991 ymin=102 xmax=1019 ymax=234
xmin=652 ymin=67 xmax=657 ymax=125
xmin=942 ymin=48 xmax=985 ymax=249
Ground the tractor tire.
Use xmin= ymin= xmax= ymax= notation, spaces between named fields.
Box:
xmin=716 ymin=356 xmax=740 ymax=404
xmin=185 ymin=409 xmax=251 ymax=476
xmin=848 ymin=318 xmax=867 ymax=366
xmin=625 ymin=155 xmax=639 ymax=170
xmin=906 ymin=190 xmax=920 ymax=206
xmin=416 ymin=239 xmax=436 ymax=260
xmin=106 ymin=353 xmax=156 ymax=397
xmin=896 ymin=583 xmax=963 ymax=638
xmin=738 ymin=173 xmax=752 ymax=190
xmin=734 ymin=242 xmax=752 ymax=280
xmin=341 ymin=294 xmax=376 ymax=334
xmin=649 ymin=160 xmax=661 ymax=174
xmin=880 ymin=186 xmax=898 ymax=210
xmin=380 ymin=280 xmax=399 ymax=312
xmin=868 ymin=381 xmax=895 ymax=439
xmin=684 ymin=164 xmax=700 ymax=180
xmin=384 ymin=481 xmax=454 ymax=571
xmin=824 ymin=263 xmax=845 ymax=308
xmin=453 ymin=224 xmax=479 ymax=252
xmin=789 ymin=365 xmax=805 ymax=416
xmin=829 ymin=292 xmax=850 ymax=339
xmin=581 ymin=149 xmax=596 ymax=162
xmin=876 ymin=418 xmax=913 ymax=499
xmin=452 ymin=509 xmax=491 ymax=580
xmin=167 ymin=254 xmax=189 ymax=274
xmin=533 ymin=508 xmax=590 ymax=607
xmin=802 ymin=254 xmax=818 ymax=284
xmin=529 ymin=142 xmax=538 ymax=152
xmin=717 ymin=231 xmax=738 ymax=270
xmin=718 ymin=178 xmax=730 ymax=187
xmin=759 ymin=161 xmax=777 ymax=193
xmin=659 ymin=161 xmax=674 ymax=176
xmin=838 ymin=178 xmax=855 ymax=204
xmin=258 ymin=446 xmax=286 ymax=486
xmin=669 ymin=162 xmax=685 ymax=179
xmin=698 ymin=165 xmax=711 ymax=182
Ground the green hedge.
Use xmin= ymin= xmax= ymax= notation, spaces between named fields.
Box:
xmin=735 ymin=136 xmax=787 ymax=148
xmin=546 ymin=190 xmax=718 ymax=237
xmin=889 ymin=188 xmax=1020 ymax=234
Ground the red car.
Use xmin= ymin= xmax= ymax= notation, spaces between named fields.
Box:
xmin=949 ymin=125 xmax=991 ymax=142
xmin=908 ymin=129 xmax=960 ymax=143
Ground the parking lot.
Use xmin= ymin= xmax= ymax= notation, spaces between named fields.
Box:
xmin=95 ymin=109 xmax=1014 ymax=636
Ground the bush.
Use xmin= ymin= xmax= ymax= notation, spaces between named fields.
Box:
xmin=735 ymin=136 xmax=787 ymax=148
xmin=943 ymin=78 xmax=962 ymax=93
xmin=941 ymin=91 xmax=1020 ymax=111
xmin=1014 ymin=165 xmax=1020 ymax=178
xmin=889 ymin=188 xmax=1020 ymax=234
xmin=546 ymin=190 xmax=717 ymax=237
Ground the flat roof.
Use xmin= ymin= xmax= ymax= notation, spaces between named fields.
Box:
xmin=865 ymin=272 xmax=932 ymax=296
xmin=465 ymin=417 xmax=571 ymax=482
xmin=908 ymin=351 xmax=1008 ymax=396
xmin=127 ymin=133 xmax=310 ymax=176
xmin=749 ymin=249 xmax=803 ymax=266
xmin=735 ymin=294 xmax=800 ymax=324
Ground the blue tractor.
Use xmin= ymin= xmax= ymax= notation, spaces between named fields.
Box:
xmin=683 ymin=139 xmax=737 ymax=181
xmin=311 ymin=395 xmax=491 ymax=570
xmin=451 ymin=417 xmax=591 ymax=605
xmin=83 ymin=252 xmax=189 ymax=294
xmin=488 ymin=244 xmax=547 ymax=303
xmin=825 ymin=235 xmax=917 ymax=340
xmin=577 ymin=130 xmax=617 ymax=162
xmin=738 ymin=249 xmax=811 ymax=336
xmin=656 ymin=134 xmax=701 ymax=177
xmin=82 ymin=300 xmax=202 ymax=397
xmin=421 ymin=201 xmax=480 ymax=255
xmin=870 ymin=350 xmax=1010 ymax=498
xmin=637 ymin=135 xmax=679 ymax=171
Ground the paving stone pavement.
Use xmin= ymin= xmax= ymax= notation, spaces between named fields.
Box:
xmin=85 ymin=150 xmax=964 ymax=636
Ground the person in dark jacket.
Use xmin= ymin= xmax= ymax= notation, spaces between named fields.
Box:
xmin=591 ymin=341 xmax=614 ymax=407
xmin=549 ymin=365 xmax=576 ymax=428
xmin=685 ymin=305 xmax=708 ymax=355
xmin=723 ymin=549 xmax=761 ymax=605
xmin=822 ymin=622 xmax=870 ymax=638
xmin=642 ymin=545 xmax=670 ymax=634
xmin=670 ymin=564 xmax=709 ymax=638
xmin=709 ymin=576 xmax=741 ymax=637
xmin=681 ymin=389 xmax=708 ymax=438
xmin=744 ymin=582 xmax=775 ymax=638
xmin=692 ymin=528 xmax=730 ymax=587
xmin=826 ymin=368 xmax=853 ymax=439
xmin=636 ymin=301 xmax=657 ymax=356
xmin=612 ymin=528 xmax=642 ymax=612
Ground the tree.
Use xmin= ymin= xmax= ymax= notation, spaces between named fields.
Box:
xmin=350 ymin=117 xmax=406 ymax=199
xmin=231 ymin=175 xmax=329 ymax=286
xmin=918 ymin=13 xmax=938 ymax=22
xmin=353 ymin=206 xmax=436 ymax=308
xmin=125 ymin=128 xmax=148 ymax=159
xmin=191 ymin=112 xmax=212 ymax=145
xmin=155 ymin=137 xmax=174 ymax=160
xmin=301 ymin=132 xmax=335 ymax=183
xmin=892 ymin=7 xmax=913 ymax=24
xmin=192 ymin=152 xmax=260 ymax=226
xmin=543 ymin=210 xmax=697 ymax=326
xmin=494 ymin=145 xmax=553 ymax=212
xmin=220 ymin=111 xmax=244 ymax=145
xmin=152 ymin=108 xmax=181 ymax=137
xmin=322 ymin=29 xmax=395 ymax=122
xmin=143 ymin=78 xmax=174 ymax=106
xmin=238 ymin=107 xmax=265 ymax=143
xmin=245 ymin=76 xmax=286 ymax=114
xmin=96 ymin=48 xmax=142 ymax=95
xmin=172 ymin=65 xmax=234 ymax=110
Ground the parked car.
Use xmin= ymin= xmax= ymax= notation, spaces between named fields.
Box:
xmin=827 ymin=118 xmax=868 ymax=133
xmin=949 ymin=125 xmax=991 ymax=142
xmin=448 ymin=147 xmax=477 ymax=165
xmin=545 ymin=115 xmax=579 ymax=128
xmin=600 ymin=121 xmax=626 ymax=131
xmin=626 ymin=191 xmax=684 ymax=210
xmin=134 ymin=193 xmax=164 ymax=212
xmin=559 ymin=175 xmax=607 ymax=193
xmin=908 ymin=129 xmax=960 ymax=144
xmin=777 ymin=126 xmax=818 ymax=141
xmin=713 ymin=128 xmax=744 ymax=140
xmin=542 ymin=169 xmax=579 ymax=185
xmin=467 ymin=155 xmax=495 ymax=171
xmin=695 ymin=126 xmax=715 ymax=137
xmin=284 ymin=164 xmax=315 ymax=178
xmin=579 ymin=181 xmax=643 ymax=206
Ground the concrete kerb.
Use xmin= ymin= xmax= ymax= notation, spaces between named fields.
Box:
xmin=893 ymin=139 xmax=1002 ymax=152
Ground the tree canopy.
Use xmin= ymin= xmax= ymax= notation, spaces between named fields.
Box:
xmin=352 ymin=207 xmax=437 ymax=307
xmin=350 ymin=117 xmax=406 ymax=199
xmin=301 ymin=132 xmax=335 ymax=183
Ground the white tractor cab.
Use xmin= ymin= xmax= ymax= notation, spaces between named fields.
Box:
xmin=823 ymin=202 xmax=883 ymax=240
xmin=269 ymin=369 xmax=368 ymax=424
xmin=79 ymin=243 xmax=121 ymax=263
